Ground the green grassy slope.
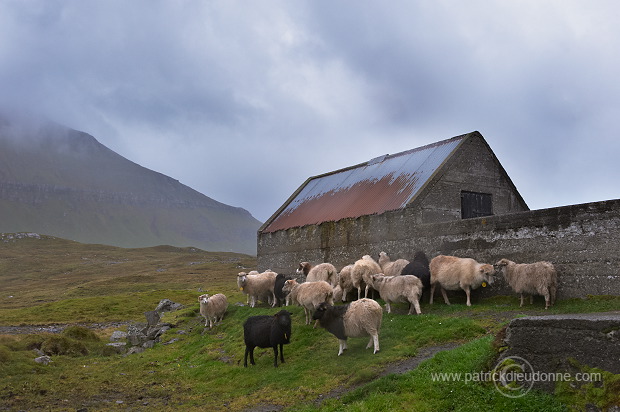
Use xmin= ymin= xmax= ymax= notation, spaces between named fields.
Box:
xmin=0 ymin=235 xmax=618 ymax=411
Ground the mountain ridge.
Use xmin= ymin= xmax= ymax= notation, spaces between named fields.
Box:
xmin=0 ymin=112 xmax=260 ymax=254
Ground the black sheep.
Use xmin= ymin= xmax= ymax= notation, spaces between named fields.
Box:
xmin=243 ymin=310 xmax=292 ymax=367
xmin=401 ymin=251 xmax=431 ymax=290
xmin=274 ymin=273 xmax=291 ymax=307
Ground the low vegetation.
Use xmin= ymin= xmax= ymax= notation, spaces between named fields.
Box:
xmin=0 ymin=234 xmax=618 ymax=410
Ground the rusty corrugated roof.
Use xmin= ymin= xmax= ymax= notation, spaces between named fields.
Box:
xmin=261 ymin=134 xmax=469 ymax=233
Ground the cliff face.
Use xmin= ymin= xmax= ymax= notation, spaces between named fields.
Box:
xmin=0 ymin=113 xmax=261 ymax=254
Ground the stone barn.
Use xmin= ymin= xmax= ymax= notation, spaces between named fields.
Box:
xmin=257 ymin=131 xmax=620 ymax=299
xmin=258 ymin=131 xmax=527 ymax=271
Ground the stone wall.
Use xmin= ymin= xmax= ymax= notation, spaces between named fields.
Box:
xmin=257 ymin=199 xmax=620 ymax=298
xmin=500 ymin=312 xmax=620 ymax=393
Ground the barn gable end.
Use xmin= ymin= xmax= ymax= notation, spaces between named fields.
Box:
xmin=258 ymin=132 xmax=528 ymax=269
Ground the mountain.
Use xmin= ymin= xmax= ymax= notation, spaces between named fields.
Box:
xmin=0 ymin=112 xmax=261 ymax=255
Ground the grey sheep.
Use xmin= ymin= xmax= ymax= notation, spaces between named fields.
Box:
xmin=494 ymin=258 xmax=558 ymax=309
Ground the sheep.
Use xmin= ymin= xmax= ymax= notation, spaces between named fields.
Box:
xmin=378 ymin=251 xmax=410 ymax=277
xmin=401 ymin=251 xmax=431 ymax=303
xmin=332 ymin=284 xmax=343 ymax=303
xmin=198 ymin=293 xmax=228 ymax=328
xmin=282 ymin=279 xmax=334 ymax=325
xmin=296 ymin=262 xmax=338 ymax=286
xmin=429 ymin=255 xmax=496 ymax=306
xmin=351 ymin=255 xmax=382 ymax=299
xmin=237 ymin=270 xmax=278 ymax=308
xmin=243 ymin=310 xmax=292 ymax=367
xmin=312 ymin=298 xmax=383 ymax=356
xmin=368 ymin=274 xmax=423 ymax=315
xmin=337 ymin=264 xmax=354 ymax=302
xmin=494 ymin=258 xmax=558 ymax=309
xmin=400 ymin=251 xmax=431 ymax=291
xmin=274 ymin=273 xmax=291 ymax=307
xmin=237 ymin=270 xmax=259 ymax=305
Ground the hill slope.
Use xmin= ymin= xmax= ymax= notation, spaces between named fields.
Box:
xmin=0 ymin=113 xmax=261 ymax=254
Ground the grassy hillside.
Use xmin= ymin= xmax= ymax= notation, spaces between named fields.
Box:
xmin=0 ymin=234 xmax=619 ymax=411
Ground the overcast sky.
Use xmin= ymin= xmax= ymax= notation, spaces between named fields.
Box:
xmin=1 ymin=1 xmax=619 ymax=222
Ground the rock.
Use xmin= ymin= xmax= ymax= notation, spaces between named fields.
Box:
xmin=126 ymin=347 xmax=145 ymax=355
xmin=110 ymin=331 xmax=127 ymax=342
xmin=34 ymin=355 xmax=52 ymax=365
xmin=105 ymin=342 xmax=127 ymax=354
xmin=155 ymin=299 xmax=183 ymax=313
xmin=142 ymin=340 xmax=156 ymax=349
xmin=144 ymin=310 xmax=161 ymax=327
xmin=126 ymin=323 xmax=148 ymax=346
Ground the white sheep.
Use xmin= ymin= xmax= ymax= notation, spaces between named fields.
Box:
xmin=282 ymin=279 xmax=334 ymax=325
xmin=369 ymin=274 xmax=423 ymax=315
xmin=338 ymin=264 xmax=354 ymax=302
xmin=296 ymin=262 xmax=338 ymax=286
xmin=429 ymin=255 xmax=496 ymax=306
xmin=237 ymin=271 xmax=278 ymax=308
xmin=378 ymin=251 xmax=410 ymax=277
xmin=332 ymin=284 xmax=343 ymax=303
xmin=494 ymin=258 xmax=558 ymax=309
xmin=312 ymin=298 xmax=383 ymax=356
xmin=198 ymin=293 xmax=228 ymax=328
xmin=237 ymin=270 xmax=259 ymax=305
xmin=351 ymin=255 xmax=382 ymax=299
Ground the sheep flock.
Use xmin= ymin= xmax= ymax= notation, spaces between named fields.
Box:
xmin=198 ymin=251 xmax=559 ymax=366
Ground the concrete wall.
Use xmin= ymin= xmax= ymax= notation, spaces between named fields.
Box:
xmin=257 ymin=199 xmax=620 ymax=298
xmin=500 ymin=313 xmax=620 ymax=393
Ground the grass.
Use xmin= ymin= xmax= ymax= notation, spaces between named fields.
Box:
xmin=0 ymin=234 xmax=619 ymax=410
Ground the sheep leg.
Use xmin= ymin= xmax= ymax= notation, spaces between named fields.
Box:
xmin=364 ymin=284 xmax=370 ymax=298
xmin=271 ymin=291 xmax=277 ymax=308
xmin=530 ymin=295 xmax=534 ymax=305
xmin=519 ymin=293 xmax=524 ymax=307
xmin=464 ymin=286 xmax=471 ymax=306
xmin=366 ymin=334 xmax=380 ymax=354
xmin=409 ymin=298 xmax=422 ymax=315
xmin=338 ymin=339 xmax=348 ymax=356
xmin=440 ymin=287 xmax=451 ymax=305
xmin=272 ymin=346 xmax=279 ymax=367
xmin=279 ymin=343 xmax=285 ymax=364
xmin=542 ymin=290 xmax=550 ymax=309
xmin=385 ymin=302 xmax=391 ymax=313
xmin=430 ymin=283 xmax=436 ymax=304
xmin=304 ymin=307 xmax=310 ymax=325
xmin=357 ymin=286 xmax=362 ymax=300
xmin=244 ymin=346 xmax=255 ymax=367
